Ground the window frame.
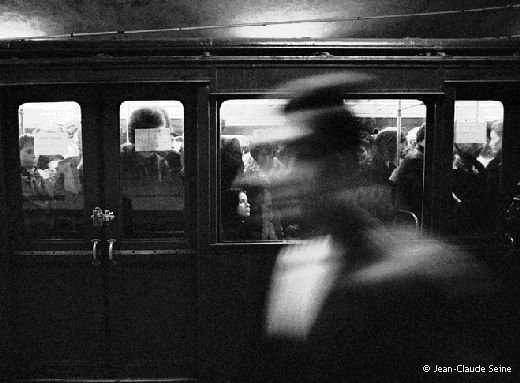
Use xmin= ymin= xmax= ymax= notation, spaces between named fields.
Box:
xmin=212 ymin=92 xmax=439 ymax=246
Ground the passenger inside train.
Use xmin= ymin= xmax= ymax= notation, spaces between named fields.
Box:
xmin=17 ymin=102 xmax=85 ymax=237
xmin=19 ymin=133 xmax=53 ymax=207
xmin=220 ymin=187 xmax=252 ymax=241
xmin=119 ymin=104 xmax=185 ymax=237
xmin=393 ymin=123 xmax=425 ymax=218
xmin=220 ymin=100 xmax=424 ymax=239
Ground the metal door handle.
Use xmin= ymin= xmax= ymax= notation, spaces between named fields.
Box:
xmin=108 ymin=239 xmax=117 ymax=264
xmin=91 ymin=239 xmax=101 ymax=265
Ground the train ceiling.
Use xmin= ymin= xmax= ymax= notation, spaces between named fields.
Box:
xmin=1 ymin=0 xmax=519 ymax=41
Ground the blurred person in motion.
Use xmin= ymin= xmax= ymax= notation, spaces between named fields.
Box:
xmin=260 ymin=73 xmax=518 ymax=383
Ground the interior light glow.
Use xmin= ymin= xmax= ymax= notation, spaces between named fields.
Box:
xmin=230 ymin=22 xmax=332 ymax=39
xmin=0 ymin=13 xmax=46 ymax=39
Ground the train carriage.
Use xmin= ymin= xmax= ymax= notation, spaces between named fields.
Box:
xmin=0 ymin=37 xmax=520 ymax=382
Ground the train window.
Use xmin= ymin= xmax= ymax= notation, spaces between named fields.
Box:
xmin=119 ymin=101 xmax=185 ymax=238
xmin=18 ymin=101 xmax=84 ymax=238
xmin=219 ymin=99 xmax=426 ymax=242
xmin=448 ymin=100 xmax=504 ymax=235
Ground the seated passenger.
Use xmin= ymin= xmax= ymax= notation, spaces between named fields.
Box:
xmin=393 ymin=123 xmax=425 ymax=218
xmin=19 ymin=134 xmax=52 ymax=207
xmin=371 ymin=127 xmax=404 ymax=183
xmin=221 ymin=187 xmax=253 ymax=241
xmin=52 ymin=155 xmax=84 ymax=206
xmin=478 ymin=121 xmax=504 ymax=231
xmin=50 ymin=126 xmax=84 ymax=207
xmin=451 ymin=143 xmax=489 ymax=233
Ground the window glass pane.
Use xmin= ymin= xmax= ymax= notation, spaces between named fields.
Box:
xmin=119 ymin=101 xmax=185 ymax=238
xmin=18 ymin=102 xmax=84 ymax=238
xmin=449 ymin=101 xmax=504 ymax=235
xmin=219 ymin=99 xmax=426 ymax=241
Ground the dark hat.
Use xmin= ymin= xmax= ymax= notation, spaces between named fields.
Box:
xmin=274 ymin=72 xmax=374 ymax=156
xmin=281 ymin=71 xmax=373 ymax=113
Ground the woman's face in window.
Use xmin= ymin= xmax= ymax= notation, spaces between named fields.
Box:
xmin=20 ymin=143 xmax=36 ymax=170
xmin=236 ymin=191 xmax=250 ymax=218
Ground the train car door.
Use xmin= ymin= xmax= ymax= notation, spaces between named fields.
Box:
xmin=4 ymin=83 xmax=203 ymax=381
xmin=438 ymin=82 xmax=520 ymax=261
xmin=5 ymin=85 xmax=107 ymax=379
xmin=99 ymin=83 xmax=200 ymax=379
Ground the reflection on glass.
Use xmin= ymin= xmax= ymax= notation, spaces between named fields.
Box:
xmin=219 ymin=99 xmax=426 ymax=241
xmin=450 ymin=101 xmax=504 ymax=234
xmin=19 ymin=102 xmax=84 ymax=238
xmin=119 ymin=101 xmax=185 ymax=238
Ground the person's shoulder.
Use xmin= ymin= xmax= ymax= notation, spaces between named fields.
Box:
xmin=345 ymin=237 xmax=506 ymax=324
xmin=403 ymin=148 xmax=423 ymax=162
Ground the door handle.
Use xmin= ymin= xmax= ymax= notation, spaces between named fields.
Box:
xmin=108 ymin=239 xmax=117 ymax=264
xmin=91 ymin=239 xmax=101 ymax=266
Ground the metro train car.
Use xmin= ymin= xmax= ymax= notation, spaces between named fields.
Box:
xmin=1 ymin=35 xmax=520 ymax=382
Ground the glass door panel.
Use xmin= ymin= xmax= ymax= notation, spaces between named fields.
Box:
xmin=119 ymin=101 xmax=185 ymax=239
xmin=18 ymin=101 xmax=85 ymax=238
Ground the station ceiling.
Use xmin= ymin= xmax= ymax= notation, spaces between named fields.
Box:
xmin=0 ymin=0 xmax=519 ymax=41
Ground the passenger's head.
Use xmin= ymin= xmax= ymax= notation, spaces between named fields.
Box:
xmin=488 ymin=121 xmax=503 ymax=154
xmin=221 ymin=137 xmax=245 ymax=190
xmin=373 ymin=128 xmax=405 ymax=165
xmin=406 ymin=126 xmax=420 ymax=149
xmin=263 ymin=97 xmax=371 ymax=229
xmin=416 ymin=123 xmax=425 ymax=146
xmin=222 ymin=188 xmax=250 ymax=225
xmin=264 ymin=72 xmax=390 ymax=258
xmin=127 ymin=107 xmax=170 ymax=145
xmin=456 ymin=142 xmax=482 ymax=158
xmin=250 ymin=143 xmax=276 ymax=170
xmin=19 ymin=134 xmax=36 ymax=170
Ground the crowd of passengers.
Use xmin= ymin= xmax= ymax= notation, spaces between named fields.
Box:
xmin=18 ymin=111 xmax=503 ymax=238
xmin=19 ymin=127 xmax=84 ymax=209
xmin=19 ymin=107 xmax=185 ymax=210
xmin=221 ymin=119 xmax=504 ymax=240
